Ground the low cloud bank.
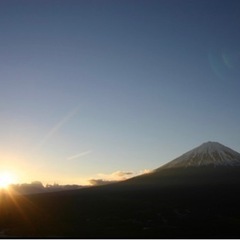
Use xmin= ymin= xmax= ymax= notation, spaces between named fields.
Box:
xmin=88 ymin=179 xmax=118 ymax=186
xmin=89 ymin=169 xmax=152 ymax=186
xmin=8 ymin=169 xmax=153 ymax=192
xmin=9 ymin=181 xmax=83 ymax=195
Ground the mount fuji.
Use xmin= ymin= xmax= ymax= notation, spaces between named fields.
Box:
xmin=156 ymin=141 xmax=240 ymax=170
xmin=125 ymin=141 xmax=240 ymax=187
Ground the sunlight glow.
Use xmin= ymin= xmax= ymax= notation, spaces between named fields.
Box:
xmin=0 ymin=172 xmax=16 ymax=189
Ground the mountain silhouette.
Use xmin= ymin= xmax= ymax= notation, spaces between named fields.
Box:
xmin=123 ymin=141 xmax=240 ymax=187
xmin=1 ymin=141 xmax=240 ymax=238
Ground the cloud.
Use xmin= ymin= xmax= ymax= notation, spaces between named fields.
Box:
xmin=10 ymin=182 xmax=82 ymax=194
xmin=89 ymin=169 xmax=153 ymax=185
xmin=115 ymin=171 xmax=133 ymax=177
xmin=97 ymin=171 xmax=134 ymax=181
xmin=67 ymin=150 xmax=92 ymax=160
xmin=138 ymin=169 xmax=152 ymax=175
xmin=89 ymin=179 xmax=117 ymax=186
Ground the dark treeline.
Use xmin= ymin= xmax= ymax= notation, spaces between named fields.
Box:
xmin=8 ymin=181 xmax=83 ymax=195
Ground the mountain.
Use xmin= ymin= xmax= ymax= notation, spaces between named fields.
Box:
xmin=124 ymin=141 xmax=240 ymax=187
xmin=1 ymin=141 xmax=240 ymax=238
xmin=156 ymin=141 xmax=240 ymax=170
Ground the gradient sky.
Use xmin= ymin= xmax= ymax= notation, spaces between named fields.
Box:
xmin=0 ymin=0 xmax=240 ymax=185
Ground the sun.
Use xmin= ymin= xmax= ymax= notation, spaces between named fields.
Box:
xmin=0 ymin=172 xmax=16 ymax=189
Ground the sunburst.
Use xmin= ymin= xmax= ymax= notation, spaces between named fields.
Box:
xmin=0 ymin=172 xmax=15 ymax=189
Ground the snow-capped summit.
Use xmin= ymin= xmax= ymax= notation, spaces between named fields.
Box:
xmin=157 ymin=141 xmax=240 ymax=169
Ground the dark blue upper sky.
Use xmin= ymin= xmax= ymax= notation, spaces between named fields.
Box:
xmin=0 ymin=0 xmax=240 ymax=184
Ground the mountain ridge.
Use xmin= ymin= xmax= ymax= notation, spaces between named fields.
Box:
xmin=155 ymin=141 xmax=240 ymax=170
xmin=2 ymin=141 xmax=240 ymax=238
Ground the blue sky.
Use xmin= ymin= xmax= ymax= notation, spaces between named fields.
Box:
xmin=0 ymin=0 xmax=240 ymax=185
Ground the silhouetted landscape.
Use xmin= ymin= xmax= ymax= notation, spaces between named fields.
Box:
xmin=8 ymin=181 xmax=83 ymax=195
xmin=1 ymin=142 xmax=240 ymax=238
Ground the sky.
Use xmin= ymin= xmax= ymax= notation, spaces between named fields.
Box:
xmin=0 ymin=0 xmax=240 ymax=185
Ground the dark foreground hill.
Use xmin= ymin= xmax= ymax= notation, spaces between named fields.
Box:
xmin=1 ymin=142 xmax=240 ymax=238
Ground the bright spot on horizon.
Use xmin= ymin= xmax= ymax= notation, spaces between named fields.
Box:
xmin=0 ymin=171 xmax=17 ymax=189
